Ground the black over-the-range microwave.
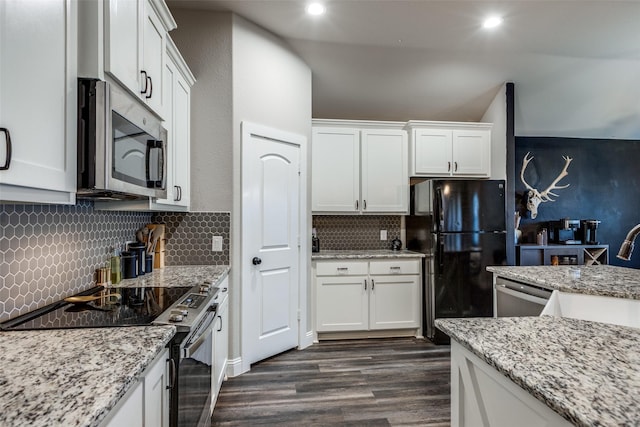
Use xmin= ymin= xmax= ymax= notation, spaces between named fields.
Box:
xmin=77 ymin=78 xmax=167 ymax=200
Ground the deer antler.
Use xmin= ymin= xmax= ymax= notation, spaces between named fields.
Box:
xmin=520 ymin=152 xmax=540 ymax=196
xmin=539 ymin=156 xmax=572 ymax=201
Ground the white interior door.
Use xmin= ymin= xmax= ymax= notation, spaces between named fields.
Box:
xmin=242 ymin=122 xmax=301 ymax=367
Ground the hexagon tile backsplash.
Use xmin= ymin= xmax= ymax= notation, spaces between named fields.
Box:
xmin=312 ymin=215 xmax=401 ymax=250
xmin=0 ymin=203 xmax=231 ymax=323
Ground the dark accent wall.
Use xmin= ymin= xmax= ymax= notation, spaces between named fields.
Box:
xmin=515 ymin=137 xmax=640 ymax=268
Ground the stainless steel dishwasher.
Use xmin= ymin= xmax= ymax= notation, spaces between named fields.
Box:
xmin=494 ymin=276 xmax=553 ymax=317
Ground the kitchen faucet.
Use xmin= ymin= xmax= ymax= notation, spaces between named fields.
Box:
xmin=617 ymin=224 xmax=640 ymax=260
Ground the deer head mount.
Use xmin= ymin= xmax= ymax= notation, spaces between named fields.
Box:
xmin=520 ymin=152 xmax=573 ymax=219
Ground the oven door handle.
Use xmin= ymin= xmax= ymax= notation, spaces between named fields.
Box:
xmin=183 ymin=314 xmax=216 ymax=358
xmin=495 ymin=284 xmax=550 ymax=306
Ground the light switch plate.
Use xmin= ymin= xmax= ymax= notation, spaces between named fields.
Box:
xmin=380 ymin=230 xmax=388 ymax=241
xmin=212 ymin=236 xmax=223 ymax=252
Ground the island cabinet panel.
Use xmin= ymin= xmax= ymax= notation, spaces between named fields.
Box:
xmin=314 ymin=259 xmax=421 ymax=337
xmin=451 ymin=341 xmax=572 ymax=427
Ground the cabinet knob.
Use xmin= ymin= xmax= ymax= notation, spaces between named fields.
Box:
xmin=252 ymin=257 xmax=262 ymax=265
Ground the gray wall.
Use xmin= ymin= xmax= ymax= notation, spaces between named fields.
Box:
xmin=169 ymin=10 xmax=312 ymax=366
xmin=169 ymin=11 xmax=233 ymax=212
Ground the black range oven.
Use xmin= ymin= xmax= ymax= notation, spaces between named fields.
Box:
xmin=0 ymin=284 xmax=218 ymax=427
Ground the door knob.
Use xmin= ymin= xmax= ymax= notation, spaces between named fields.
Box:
xmin=252 ymin=257 xmax=262 ymax=265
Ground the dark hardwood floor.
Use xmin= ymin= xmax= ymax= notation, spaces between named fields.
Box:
xmin=211 ymin=337 xmax=451 ymax=426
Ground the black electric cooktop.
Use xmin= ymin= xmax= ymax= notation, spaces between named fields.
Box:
xmin=1 ymin=286 xmax=193 ymax=331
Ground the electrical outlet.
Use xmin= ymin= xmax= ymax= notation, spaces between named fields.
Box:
xmin=380 ymin=229 xmax=388 ymax=241
xmin=212 ymin=236 xmax=223 ymax=252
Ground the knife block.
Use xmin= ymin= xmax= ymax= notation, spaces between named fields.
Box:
xmin=147 ymin=224 xmax=166 ymax=269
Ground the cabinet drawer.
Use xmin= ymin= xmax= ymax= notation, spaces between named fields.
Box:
xmin=369 ymin=259 xmax=420 ymax=275
xmin=315 ymin=261 xmax=368 ymax=276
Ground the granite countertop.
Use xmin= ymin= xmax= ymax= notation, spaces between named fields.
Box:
xmin=116 ymin=264 xmax=229 ymax=288
xmin=0 ymin=326 xmax=176 ymax=427
xmin=311 ymin=249 xmax=425 ymax=260
xmin=487 ymin=265 xmax=640 ymax=300
xmin=436 ymin=316 xmax=640 ymax=427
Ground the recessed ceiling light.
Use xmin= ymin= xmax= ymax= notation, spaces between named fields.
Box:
xmin=482 ymin=15 xmax=503 ymax=29
xmin=306 ymin=2 xmax=326 ymax=16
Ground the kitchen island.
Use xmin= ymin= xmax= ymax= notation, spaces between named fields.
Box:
xmin=487 ymin=264 xmax=640 ymax=299
xmin=436 ymin=264 xmax=640 ymax=427
xmin=0 ymin=326 xmax=175 ymax=427
xmin=436 ymin=316 xmax=640 ymax=427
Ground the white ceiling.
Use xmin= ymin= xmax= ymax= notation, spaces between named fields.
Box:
xmin=167 ymin=0 xmax=640 ymax=139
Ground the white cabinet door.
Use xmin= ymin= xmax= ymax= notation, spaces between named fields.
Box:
xmin=213 ymin=290 xmax=229 ymax=406
xmin=311 ymin=127 xmax=360 ymax=212
xmin=141 ymin=0 xmax=165 ymax=113
xmin=0 ymin=0 xmax=76 ymax=204
xmin=369 ymin=274 xmax=421 ymax=330
xmin=316 ymin=275 xmax=369 ymax=332
xmin=105 ymin=0 xmax=141 ymax=95
xmin=104 ymin=381 xmax=144 ymax=427
xmin=361 ymin=129 xmax=408 ymax=213
xmin=150 ymin=37 xmax=193 ymax=210
xmin=171 ymin=74 xmax=191 ymax=207
xmin=452 ymin=129 xmax=491 ymax=177
xmin=412 ymin=128 xmax=453 ymax=176
xmin=144 ymin=348 xmax=170 ymax=427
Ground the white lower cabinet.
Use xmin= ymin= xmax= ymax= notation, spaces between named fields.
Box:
xmin=315 ymin=259 xmax=421 ymax=334
xmin=102 ymin=348 xmax=170 ymax=427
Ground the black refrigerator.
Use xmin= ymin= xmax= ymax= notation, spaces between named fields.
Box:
xmin=406 ymin=179 xmax=507 ymax=343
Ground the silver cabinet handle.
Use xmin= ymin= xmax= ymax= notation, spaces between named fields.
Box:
xmin=355 ymin=200 xmax=359 ymax=210
xmin=448 ymin=161 xmax=451 ymax=171
xmin=363 ymin=200 xmax=367 ymax=210
xmin=372 ymin=279 xmax=375 ymax=290
xmin=390 ymin=266 xmax=401 ymax=273
xmin=364 ymin=279 xmax=367 ymax=290
xmin=454 ymin=161 xmax=458 ymax=172
xmin=337 ymin=267 xmax=348 ymax=274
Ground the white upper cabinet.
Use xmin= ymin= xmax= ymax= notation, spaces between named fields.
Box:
xmin=408 ymin=121 xmax=492 ymax=178
xmin=361 ymin=129 xmax=408 ymax=212
xmin=0 ymin=0 xmax=77 ymax=204
xmin=312 ymin=120 xmax=409 ymax=214
xmin=311 ymin=127 xmax=360 ymax=212
xmin=81 ymin=0 xmax=175 ymax=118
xmin=152 ymin=37 xmax=195 ymax=210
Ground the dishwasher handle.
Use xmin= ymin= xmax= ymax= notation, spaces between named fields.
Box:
xmin=495 ymin=283 xmax=551 ymax=306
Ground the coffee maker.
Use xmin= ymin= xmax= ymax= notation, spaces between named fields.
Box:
xmin=581 ymin=220 xmax=601 ymax=245
xmin=550 ymin=218 xmax=581 ymax=244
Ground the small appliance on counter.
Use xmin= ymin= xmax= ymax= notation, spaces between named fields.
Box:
xmin=391 ymin=238 xmax=402 ymax=251
xmin=550 ymin=218 xmax=582 ymax=244
xmin=312 ymin=228 xmax=320 ymax=253
xmin=581 ymin=219 xmax=601 ymax=244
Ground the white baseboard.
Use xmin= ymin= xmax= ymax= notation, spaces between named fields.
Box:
xmin=226 ymin=356 xmax=248 ymax=378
